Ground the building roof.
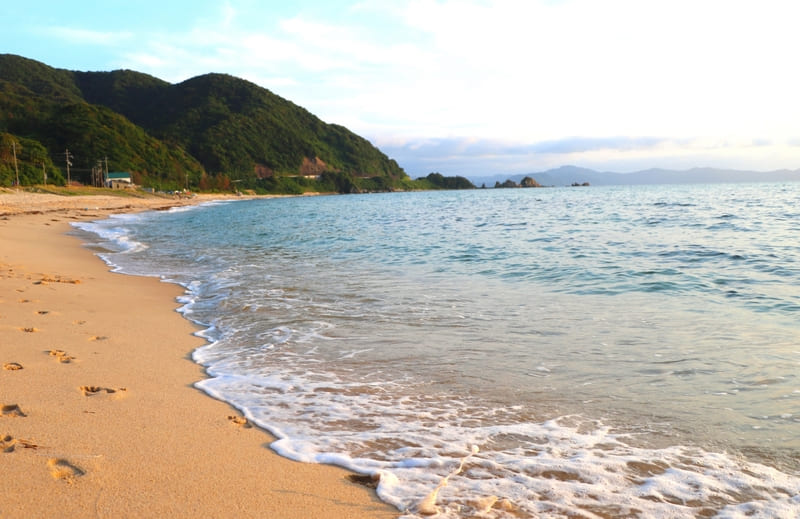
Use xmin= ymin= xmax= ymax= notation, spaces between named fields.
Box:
xmin=107 ymin=172 xmax=132 ymax=180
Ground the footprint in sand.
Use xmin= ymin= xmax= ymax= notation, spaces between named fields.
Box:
xmin=227 ymin=415 xmax=252 ymax=428
xmin=73 ymin=320 xmax=86 ymax=326
xmin=34 ymin=276 xmax=81 ymax=285
xmin=79 ymin=386 xmax=127 ymax=397
xmin=36 ymin=310 xmax=50 ymax=315
xmin=20 ymin=327 xmax=38 ymax=333
xmin=48 ymin=350 xmax=75 ymax=363
xmin=88 ymin=335 xmax=108 ymax=342
xmin=47 ymin=458 xmax=85 ymax=482
xmin=1 ymin=434 xmax=38 ymax=452
xmin=3 ymin=362 xmax=23 ymax=371
xmin=1 ymin=404 xmax=27 ymax=418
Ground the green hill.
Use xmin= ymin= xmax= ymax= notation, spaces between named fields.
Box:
xmin=0 ymin=54 xmax=408 ymax=192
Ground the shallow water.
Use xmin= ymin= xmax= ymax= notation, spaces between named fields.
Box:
xmin=74 ymin=184 xmax=800 ymax=518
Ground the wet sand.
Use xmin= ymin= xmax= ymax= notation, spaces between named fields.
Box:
xmin=0 ymin=190 xmax=396 ymax=518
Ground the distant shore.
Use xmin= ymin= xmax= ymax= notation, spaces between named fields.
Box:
xmin=0 ymin=189 xmax=396 ymax=518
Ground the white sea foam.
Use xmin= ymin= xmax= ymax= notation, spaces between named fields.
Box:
xmin=163 ymin=198 xmax=236 ymax=214
xmin=74 ymin=187 xmax=800 ymax=518
xmin=73 ymin=217 xmax=147 ymax=255
xmin=191 ymin=352 xmax=800 ymax=518
xmin=71 ymin=217 xmax=150 ymax=273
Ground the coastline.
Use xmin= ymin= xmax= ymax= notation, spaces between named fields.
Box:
xmin=0 ymin=191 xmax=396 ymax=518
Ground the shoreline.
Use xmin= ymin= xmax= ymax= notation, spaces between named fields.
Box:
xmin=0 ymin=191 xmax=396 ymax=518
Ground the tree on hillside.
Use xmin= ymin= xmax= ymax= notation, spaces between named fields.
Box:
xmin=0 ymin=133 xmax=19 ymax=162
xmin=0 ymin=133 xmax=21 ymax=186
xmin=0 ymin=133 xmax=64 ymax=186
xmin=422 ymin=172 xmax=476 ymax=189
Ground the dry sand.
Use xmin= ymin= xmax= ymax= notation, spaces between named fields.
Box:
xmin=0 ymin=190 xmax=397 ymax=518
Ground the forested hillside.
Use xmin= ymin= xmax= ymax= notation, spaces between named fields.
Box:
xmin=0 ymin=54 xmax=410 ymax=192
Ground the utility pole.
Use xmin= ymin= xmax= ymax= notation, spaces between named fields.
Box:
xmin=103 ymin=156 xmax=109 ymax=187
xmin=42 ymin=162 xmax=47 ymax=186
xmin=12 ymin=141 xmax=19 ymax=188
xmin=64 ymin=149 xmax=73 ymax=187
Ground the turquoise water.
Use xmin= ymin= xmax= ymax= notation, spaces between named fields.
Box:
xmin=75 ymin=184 xmax=800 ymax=518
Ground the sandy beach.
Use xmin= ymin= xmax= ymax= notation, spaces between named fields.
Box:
xmin=0 ymin=190 xmax=396 ymax=518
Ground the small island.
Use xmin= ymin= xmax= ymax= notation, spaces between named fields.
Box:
xmin=494 ymin=176 xmax=542 ymax=188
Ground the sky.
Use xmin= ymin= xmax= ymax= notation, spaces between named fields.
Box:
xmin=3 ymin=0 xmax=800 ymax=178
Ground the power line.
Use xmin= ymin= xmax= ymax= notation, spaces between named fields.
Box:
xmin=64 ymin=148 xmax=73 ymax=187
xmin=12 ymin=141 xmax=19 ymax=188
xmin=1 ymin=143 xmax=114 ymax=186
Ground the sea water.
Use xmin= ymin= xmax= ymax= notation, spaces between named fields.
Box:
xmin=73 ymin=184 xmax=800 ymax=518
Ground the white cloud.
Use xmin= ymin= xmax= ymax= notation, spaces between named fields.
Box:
xmin=123 ymin=52 xmax=167 ymax=69
xmin=379 ymin=134 xmax=800 ymax=177
xmin=38 ymin=0 xmax=800 ymax=173
xmin=222 ymin=1 xmax=237 ymax=29
xmin=47 ymin=27 xmax=132 ymax=46
xmin=362 ymin=0 xmax=800 ymax=142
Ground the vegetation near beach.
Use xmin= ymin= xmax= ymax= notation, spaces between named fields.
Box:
xmin=0 ymin=54 xmax=474 ymax=193
xmin=415 ymin=172 xmax=476 ymax=190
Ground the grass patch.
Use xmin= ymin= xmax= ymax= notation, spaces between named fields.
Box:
xmin=23 ymin=185 xmax=164 ymax=199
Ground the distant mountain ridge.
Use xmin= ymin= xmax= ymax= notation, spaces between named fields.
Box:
xmin=470 ymin=165 xmax=800 ymax=187
xmin=0 ymin=54 xmax=406 ymax=191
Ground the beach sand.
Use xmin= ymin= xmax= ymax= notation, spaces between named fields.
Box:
xmin=0 ymin=190 xmax=396 ymax=518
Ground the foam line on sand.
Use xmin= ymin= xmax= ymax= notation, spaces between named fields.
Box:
xmin=0 ymin=191 xmax=396 ymax=518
